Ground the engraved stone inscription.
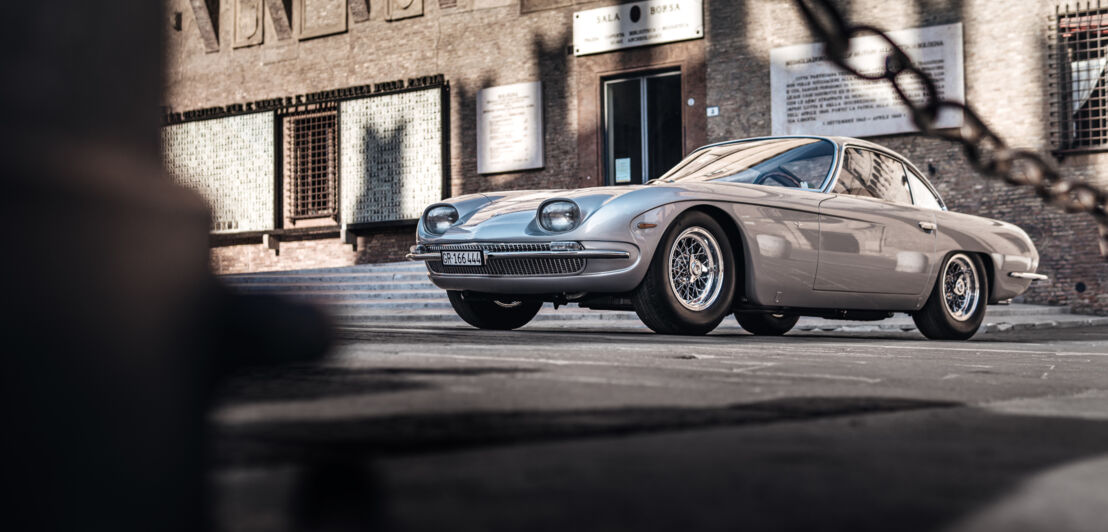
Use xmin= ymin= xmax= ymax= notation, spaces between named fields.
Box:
xmin=770 ymin=23 xmax=964 ymax=137
xmin=477 ymin=81 xmax=544 ymax=174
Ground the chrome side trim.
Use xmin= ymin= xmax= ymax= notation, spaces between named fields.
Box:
xmin=406 ymin=250 xmax=630 ymax=261
xmin=1008 ymin=271 xmax=1048 ymax=281
xmin=486 ymin=250 xmax=629 ymax=259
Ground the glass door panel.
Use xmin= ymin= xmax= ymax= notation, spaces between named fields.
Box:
xmin=604 ymin=79 xmax=642 ymax=185
xmin=646 ymin=74 xmax=683 ymax=181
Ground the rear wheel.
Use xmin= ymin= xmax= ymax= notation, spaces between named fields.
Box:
xmin=912 ymin=252 xmax=987 ymax=340
xmin=735 ymin=312 xmax=799 ymax=336
xmin=632 ymin=211 xmax=736 ymax=335
xmin=447 ymin=291 xmax=542 ymax=330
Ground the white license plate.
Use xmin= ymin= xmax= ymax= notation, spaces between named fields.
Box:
xmin=441 ymin=250 xmax=484 ymax=266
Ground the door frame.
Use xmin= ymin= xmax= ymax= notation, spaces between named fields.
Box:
xmin=574 ymin=39 xmax=707 ymax=189
xmin=601 ymin=69 xmax=682 ymax=186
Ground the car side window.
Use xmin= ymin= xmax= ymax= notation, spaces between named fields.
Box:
xmin=833 ymin=148 xmax=913 ymax=204
xmin=904 ymin=168 xmax=944 ymax=211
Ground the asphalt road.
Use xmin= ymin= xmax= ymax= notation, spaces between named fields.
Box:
xmin=211 ymin=324 xmax=1108 ymax=532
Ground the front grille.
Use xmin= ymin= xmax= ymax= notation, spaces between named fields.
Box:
xmin=425 ymin=242 xmax=586 ymax=276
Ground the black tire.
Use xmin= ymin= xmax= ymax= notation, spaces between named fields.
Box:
xmin=632 ymin=211 xmax=736 ymax=335
xmin=735 ymin=312 xmax=799 ymax=336
xmin=912 ymin=252 xmax=988 ymax=340
xmin=447 ymin=291 xmax=542 ymax=330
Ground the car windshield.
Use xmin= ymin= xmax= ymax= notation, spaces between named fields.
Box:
xmin=653 ymin=138 xmax=836 ymax=190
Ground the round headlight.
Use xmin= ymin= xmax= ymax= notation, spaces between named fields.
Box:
xmin=424 ymin=205 xmax=458 ymax=234
xmin=539 ymin=200 xmax=580 ymax=232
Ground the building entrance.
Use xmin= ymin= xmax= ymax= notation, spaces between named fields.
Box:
xmin=603 ymin=71 xmax=683 ymax=185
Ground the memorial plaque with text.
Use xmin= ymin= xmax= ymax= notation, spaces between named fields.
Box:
xmin=770 ymin=23 xmax=964 ymax=137
xmin=477 ymin=81 xmax=543 ymax=174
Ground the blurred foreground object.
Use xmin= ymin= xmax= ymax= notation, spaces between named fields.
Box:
xmin=0 ymin=2 xmax=331 ymax=530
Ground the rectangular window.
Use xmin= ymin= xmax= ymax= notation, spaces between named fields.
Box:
xmin=1051 ymin=5 xmax=1108 ymax=151
xmin=282 ymin=106 xmax=338 ymax=220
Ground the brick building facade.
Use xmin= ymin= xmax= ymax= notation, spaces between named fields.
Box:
xmin=164 ymin=0 xmax=1107 ymax=313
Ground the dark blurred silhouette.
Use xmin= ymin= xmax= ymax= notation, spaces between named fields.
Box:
xmin=0 ymin=2 xmax=332 ymax=530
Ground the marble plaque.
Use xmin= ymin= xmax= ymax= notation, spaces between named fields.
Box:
xmin=477 ymin=81 xmax=544 ymax=174
xmin=770 ymin=23 xmax=964 ymax=137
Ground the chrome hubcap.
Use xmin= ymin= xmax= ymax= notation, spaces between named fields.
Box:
xmin=942 ymin=253 xmax=980 ymax=322
xmin=668 ymin=227 xmax=724 ymax=311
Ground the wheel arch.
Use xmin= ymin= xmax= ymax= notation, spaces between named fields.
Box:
xmin=931 ymin=249 xmax=996 ymax=305
xmin=972 ymin=251 xmax=998 ymax=304
xmin=682 ymin=204 xmax=749 ymax=303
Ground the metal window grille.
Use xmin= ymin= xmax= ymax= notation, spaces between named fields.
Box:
xmin=1050 ymin=3 xmax=1108 ymax=152
xmin=283 ymin=106 xmax=338 ymax=219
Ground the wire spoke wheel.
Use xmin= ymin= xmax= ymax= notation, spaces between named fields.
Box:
xmin=941 ymin=253 xmax=980 ymax=321
xmin=667 ymin=227 xmax=724 ymax=312
xmin=913 ymin=252 xmax=988 ymax=340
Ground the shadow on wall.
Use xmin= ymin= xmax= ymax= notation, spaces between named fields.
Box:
xmin=353 ymin=118 xmax=409 ymax=226
xmin=349 ymin=118 xmax=413 ymax=264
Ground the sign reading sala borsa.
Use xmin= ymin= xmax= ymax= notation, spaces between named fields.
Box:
xmin=770 ymin=23 xmax=964 ymax=137
xmin=573 ymin=0 xmax=703 ymax=56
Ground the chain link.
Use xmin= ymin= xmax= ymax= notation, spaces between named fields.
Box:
xmin=795 ymin=0 xmax=1108 ymax=258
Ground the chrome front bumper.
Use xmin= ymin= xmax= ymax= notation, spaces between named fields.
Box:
xmin=406 ymin=242 xmax=631 ymax=262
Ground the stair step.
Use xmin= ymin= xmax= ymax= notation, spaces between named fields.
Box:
xmin=221 ymin=261 xmax=424 ymax=277
xmin=228 ymin=281 xmax=437 ymax=293
xmin=246 ymin=290 xmax=447 ymax=301
xmin=222 ymin=272 xmax=431 ymax=284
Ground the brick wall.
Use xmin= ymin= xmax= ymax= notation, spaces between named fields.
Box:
xmin=170 ymin=0 xmax=1107 ymax=313
xmin=210 ymin=227 xmax=415 ymax=274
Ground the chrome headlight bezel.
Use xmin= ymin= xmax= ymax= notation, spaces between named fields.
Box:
xmin=423 ymin=204 xmax=459 ymax=235
xmin=538 ymin=199 xmax=581 ymax=233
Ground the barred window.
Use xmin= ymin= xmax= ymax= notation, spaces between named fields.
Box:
xmin=1051 ymin=5 xmax=1108 ymax=151
xmin=283 ymin=107 xmax=338 ymax=219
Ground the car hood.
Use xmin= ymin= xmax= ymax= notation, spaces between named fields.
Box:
xmin=463 ymin=186 xmax=649 ymax=226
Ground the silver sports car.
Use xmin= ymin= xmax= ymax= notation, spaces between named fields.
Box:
xmin=408 ymin=136 xmax=1046 ymax=339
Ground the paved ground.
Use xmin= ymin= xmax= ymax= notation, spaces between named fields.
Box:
xmin=210 ymin=322 xmax=1108 ymax=532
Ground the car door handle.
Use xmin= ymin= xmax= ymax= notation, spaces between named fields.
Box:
xmin=918 ymin=221 xmax=937 ymax=232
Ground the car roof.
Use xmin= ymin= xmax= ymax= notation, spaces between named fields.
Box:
xmin=696 ymin=135 xmax=915 ymax=165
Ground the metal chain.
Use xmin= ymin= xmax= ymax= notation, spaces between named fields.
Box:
xmin=795 ymin=0 xmax=1108 ymax=258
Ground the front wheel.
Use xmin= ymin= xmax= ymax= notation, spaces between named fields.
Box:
xmin=447 ymin=291 xmax=542 ymax=330
xmin=632 ymin=211 xmax=736 ymax=335
xmin=912 ymin=252 xmax=987 ymax=340
xmin=735 ymin=312 xmax=799 ymax=336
